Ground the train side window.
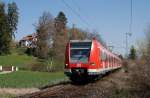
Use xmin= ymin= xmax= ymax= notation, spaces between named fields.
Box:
xmin=109 ymin=56 xmax=111 ymax=64
xmin=110 ymin=57 xmax=112 ymax=65
xmin=113 ymin=57 xmax=115 ymax=66
xmin=108 ymin=55 xmax=110 ymax=64
xmin=104 ymin=52 xmax=107 ymax=61
xmin=106 ymin=55 xmax=108 ymax=62
xmin=112 ymin=57 xmax=113 ymax=65
xmin=101 ymin=51 xmax=106 ymax=61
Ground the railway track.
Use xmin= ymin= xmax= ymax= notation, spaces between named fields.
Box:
xmin=18 ymin=69 xmax=128 ymax=98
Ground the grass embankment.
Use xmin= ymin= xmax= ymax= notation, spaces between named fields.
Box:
xmin=0 ymin=54 xmax=34 ymax=67
xmin=0 ymin=49 xmax=64 ymax=71
xmin=0 ymin=71 xmax=65 ymax=88
xmin=0 ymin=48 xmax=66 ymax=88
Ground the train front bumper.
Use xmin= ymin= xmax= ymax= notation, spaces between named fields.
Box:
xmin=64 ymin=68 xmax=104 ymax=76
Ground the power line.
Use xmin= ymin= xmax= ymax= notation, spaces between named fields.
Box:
xmin=61 ymin=0 xmax=91 ymax=28
xmin=70 ymin=0 xmax=95 ymax=29
xmin=129 ymin=0 xmax=133 ymax=33
xmin=70 ymin=0 xmax=80 ymax=12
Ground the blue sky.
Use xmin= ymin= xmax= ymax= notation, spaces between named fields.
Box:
xmin=2 ymin=0 xmax=150 ymax=55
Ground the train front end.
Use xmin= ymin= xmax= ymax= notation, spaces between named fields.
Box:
xmin=64 ymin=39 xmax=101 ymax=81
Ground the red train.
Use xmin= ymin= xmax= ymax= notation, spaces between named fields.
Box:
xmin=64 ymin=39 xmax=122 ymax=82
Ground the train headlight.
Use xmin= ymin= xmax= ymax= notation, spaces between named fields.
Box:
xmin=65 ymin=64 xmax=68 ymax=67
xmin=90 ymin=62 xmax=95 ymax=66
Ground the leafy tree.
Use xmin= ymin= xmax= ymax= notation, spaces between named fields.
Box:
xmin=129 ymin=45 xmax=136 ymax=60
xmin=54 ymin=11 xmax=67 ymax=33
xmin=36 ymin=12 xmax=54 ymax=59
xmin=0 ymin=2 xmax=11 ymax=54
xmin=7 ymin=2 xmax=19 ymax=38
xmin=53 ymin=11 xmax=68 ymax=61
xmin=0 ymin=2 xmax=6 ymax=54
xmin=0 ymin=2 xmax=18 ymax=55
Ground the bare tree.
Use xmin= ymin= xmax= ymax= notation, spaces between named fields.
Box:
xmin=36 ymin=12 xmax=54 ymax=59
xmin=129 ymin=26 xmax=150 ymax=93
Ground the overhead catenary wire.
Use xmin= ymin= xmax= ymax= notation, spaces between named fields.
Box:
xmin=129 ymin=0 xmax=133 ymax=33
xmin=70 ymin=0 xmax=81 ymax=12
xmin=61 ymin=0 xmax=91 ymax=28
xmin=70 ymin=0 xmax=95 ymax=29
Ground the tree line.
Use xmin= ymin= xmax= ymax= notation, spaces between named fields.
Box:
xmin=23 ymin=11 xmax=106 ymax=71
xmin=33 ymin=11 xmax=105 ymax=62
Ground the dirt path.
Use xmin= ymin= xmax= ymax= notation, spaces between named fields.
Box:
xmin=18 ymin=69 xmax=130 ymax=98
xmin=0 ymin=88 xmax=39 ymax=95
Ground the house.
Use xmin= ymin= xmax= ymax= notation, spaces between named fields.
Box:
xmin=19 ymin=33 xmax=53 ymax=48
xmin=19 ymin=33 xmax=37 ymax=48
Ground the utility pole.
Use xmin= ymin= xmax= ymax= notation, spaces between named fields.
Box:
xmin=125 ymin=32 xmax=132 ymax=57
xmin=72 ymin=24 xmax=75 ymax=33
xmin=125 ymin=0 xmax=133 ymax=57
xmin=72 ymin=24 xmax=75 ymax=39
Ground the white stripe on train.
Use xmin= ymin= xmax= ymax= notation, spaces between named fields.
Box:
xmin=64 ymin=66 xmax=121 ymax=75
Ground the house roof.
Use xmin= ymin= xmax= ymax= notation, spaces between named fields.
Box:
xmin=20 ymin=33 xmax=37 ymax=41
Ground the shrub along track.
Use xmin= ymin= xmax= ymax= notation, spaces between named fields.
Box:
xmin=18 ymin=69 xmax=130 ymax=98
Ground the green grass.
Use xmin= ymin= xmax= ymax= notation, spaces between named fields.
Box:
xmin=0 ymin=48 xmax=66 ymax=88
xmin=0 ymin=94 xmax=15 ymax=98
xmin=0 ymin=71 xmax=65 ymax=88
xmin=0 ymin=54 xmax=34 ymax=67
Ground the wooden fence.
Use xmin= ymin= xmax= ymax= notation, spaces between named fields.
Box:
xmin=0 ymin=66 xmax=18 ymax=72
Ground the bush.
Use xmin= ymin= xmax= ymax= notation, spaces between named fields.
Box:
xmin=22 ymin=59 xmax=63 ymax=72
xmin=25 ymin=48 xmax=34 ymax=56
xmin=16 ymin=47 xmax=26 ymax=55
xmin=122 ymin=60 xmax=128 ymax=73
xmin=128 ymin=59 xmax=150 ymax=96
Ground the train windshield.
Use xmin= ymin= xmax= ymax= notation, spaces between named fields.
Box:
xmin=70 ymin=41 xmax=91 ymax=63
